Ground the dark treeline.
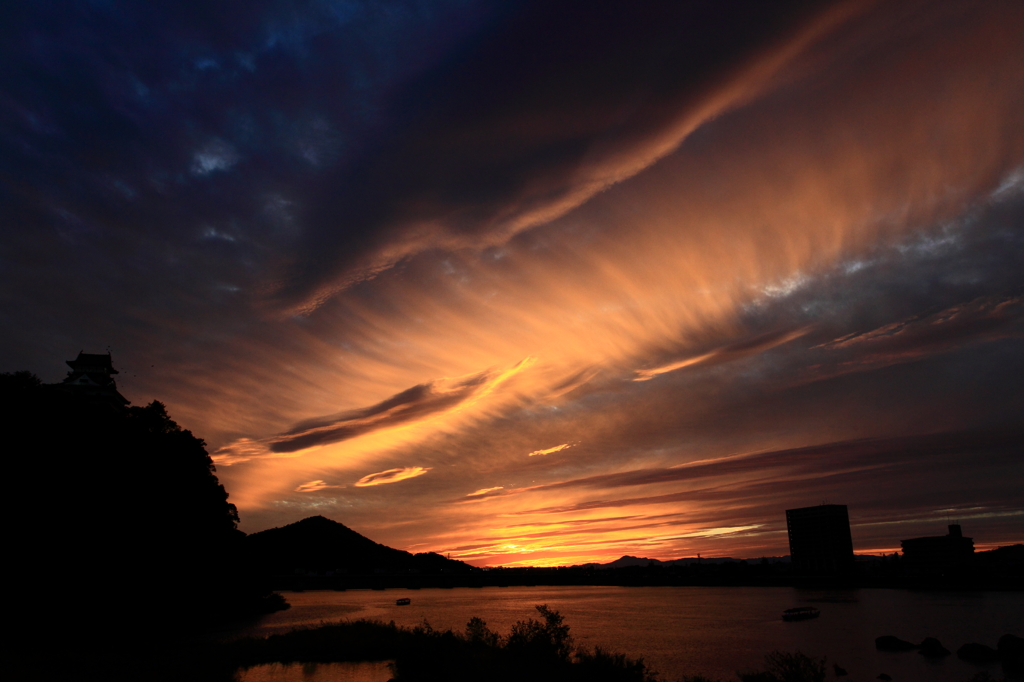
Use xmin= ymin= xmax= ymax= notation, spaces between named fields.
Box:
xmin=1 ymin=371 xmax=284 ymax=676
xmin=267 ymin=551 xmax=1024 ymax=592
xmin=479 ymin=550 xmax=1023 ymax=591
xmin=242 ymin=514 xmax=1022 ymax=593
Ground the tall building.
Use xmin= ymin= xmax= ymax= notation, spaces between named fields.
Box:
xmin=786 ymin=504 xmax=855 ymax=573
xmin=901 ymin=524 xmax=974 ymax=575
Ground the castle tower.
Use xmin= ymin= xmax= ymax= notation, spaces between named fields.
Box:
xmin=61 ymin=351 xmax=128 ymax=406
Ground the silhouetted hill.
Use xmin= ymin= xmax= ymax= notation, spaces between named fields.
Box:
xmin=580 ymin=555 xmax=745 ymax=569
xmin=246 ymin=515 xmax=474 ymax=574
xmin=597 ymin=555 xmax=667 ymax=569
xmin=974 ymin=544 xmax=1024 ymax=574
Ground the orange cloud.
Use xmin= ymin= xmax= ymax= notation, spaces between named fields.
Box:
xmin=294 ymin=480 xmax=344 ymax=493
xmin=634 ymin=327 xmax=811 ymax=381
xmin=354 ymin=466 xmax=431 ymax=487
xmin=528 ymin=443 xmax=573 ymax=457
xmin=211 ymin=358 xmax=537 ymax=466
xmin=466 ymin=486 xmax=504 ymax=498
xmin=212 ymin=438 xmax=287 ymax=465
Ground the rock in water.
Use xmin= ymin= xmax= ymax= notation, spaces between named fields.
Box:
xmin=999 ymin=634 xmax=1023 ymax=653
xmin=918 ymin=637 xmax=951 ymax=657
xmin=876 ymin=636 xmax=917 ymax=651
xmin=957 ymin=642 xmax=1000 ymax=663
xmin=999 ymin=634 xmax=1023 ymax=674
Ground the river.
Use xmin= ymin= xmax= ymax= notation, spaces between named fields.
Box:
xmin=232 ymin=586 xmax=1022 ymax=682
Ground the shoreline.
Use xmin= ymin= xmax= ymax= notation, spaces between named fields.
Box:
xmin=259 ymin=567 xmax=1024 ymax=593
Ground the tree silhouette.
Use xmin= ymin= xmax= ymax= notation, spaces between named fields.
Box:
xmin=2 ymin=372 xmax=280 ymax=643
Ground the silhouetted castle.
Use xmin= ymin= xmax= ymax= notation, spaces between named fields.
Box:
xmin=58 ymin=351 xmax=128 ymax=407
xmin=785 ymin=504 xmax=855 ymax=574
xmin=901 ymin=523 xmax=975 ymax=575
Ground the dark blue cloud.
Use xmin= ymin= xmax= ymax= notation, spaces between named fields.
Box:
xmin=0 ymin=0 xmax=496 ymax=292
xmin=1 ymin=0 xmax=838 ymax=315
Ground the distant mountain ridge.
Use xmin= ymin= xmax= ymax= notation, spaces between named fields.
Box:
xmin=580 ymin=554 xmax=791 ymax=569
xmin=579 ymin=547 xmax=1022 ymax=571
xmin=245 ymin=515 xmax=474 ymax=574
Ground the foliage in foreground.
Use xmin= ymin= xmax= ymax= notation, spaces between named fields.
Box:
xmin=223 ymin=605 xmax=656 ymax=682
xmin=221 ymin=609 xmax=871 ymax=682
xmin=218 ymin=610 xmax=864 ymax=682
xmin=736 ymin=650 xmax=827 ymax=682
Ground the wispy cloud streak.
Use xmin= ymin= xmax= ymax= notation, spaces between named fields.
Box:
xmin=528 ymin=443 xmax=573 ymax=457
xmin=355 ymin=467 xmax=431 ymax=487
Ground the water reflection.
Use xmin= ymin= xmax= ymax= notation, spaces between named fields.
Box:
xmin=238 ymin=661 xmax=393 ymax=682
xmin=231 ymin=586 xmax=1020 ymax=682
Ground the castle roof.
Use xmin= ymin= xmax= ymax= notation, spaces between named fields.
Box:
xmin=66 ymin=351 xmax=119 ymax=374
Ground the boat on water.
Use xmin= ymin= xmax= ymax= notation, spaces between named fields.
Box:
xmin=396 ymin=597 xmax=411 ymax=606
xmin=782 ymin=606 xmax=820 ymax=621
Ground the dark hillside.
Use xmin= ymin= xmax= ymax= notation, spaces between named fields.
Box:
xmin=1 ymin=371 xmax=283 ymax=638
xmin=246 ymin=515 xmax=473 ymax=574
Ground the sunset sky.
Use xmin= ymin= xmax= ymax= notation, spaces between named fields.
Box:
xmin=3 ymin=0 xmax=1022 ymax=566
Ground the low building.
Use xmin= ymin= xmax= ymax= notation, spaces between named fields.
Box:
xmin=785 ymin=504 xmax=855 ymax=574
xmin=901 ymin=524 xmax=974 ymax=575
